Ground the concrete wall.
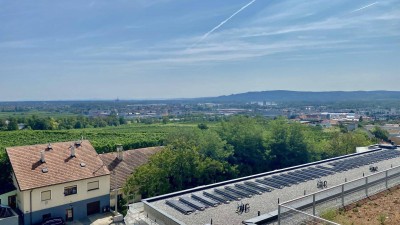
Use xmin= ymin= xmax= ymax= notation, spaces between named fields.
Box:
xmin=143 ymin=201 xmax=184 ymax=225
xmin=0 ymin=190 xmax=17 ymax=206
xmin=17 ymin=175 xmax=110 ymax=213
xmin=22 ymin=194 xmax=110 ymax=225
xmin=110 ymin=189 xmax=142 ymax=208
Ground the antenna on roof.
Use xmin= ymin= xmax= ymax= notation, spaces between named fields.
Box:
xmin=40 ymin=150 xmax=46 ymax=163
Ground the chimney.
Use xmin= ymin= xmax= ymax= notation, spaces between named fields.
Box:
xmin=40 ymin=150 xmax=46 ymax=163
xmin=70 ymin=146 xmax=76 ymax=157
xmin=117 ymin=145 xmax=123 ymax=160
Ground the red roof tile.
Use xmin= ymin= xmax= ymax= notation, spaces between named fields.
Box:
xmin=6 ymin=140 xmax=110 ymax=191
xmin=99 ymin=146 xmax=162 ymax=190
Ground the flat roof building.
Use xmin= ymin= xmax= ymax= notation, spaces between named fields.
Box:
xmin=130 ymin=146 xmax=400 ymax=225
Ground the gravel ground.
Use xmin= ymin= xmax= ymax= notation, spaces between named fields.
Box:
xmin=149 ymin=149 xmax=400 ymax=225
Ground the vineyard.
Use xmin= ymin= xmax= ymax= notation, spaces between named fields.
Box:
xmin=0 ymin=123 xmax=198 ymax=154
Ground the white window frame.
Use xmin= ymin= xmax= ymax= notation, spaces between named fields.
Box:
xmin=41 ymin=190 xmax=51 ymax=201
xmin=87 ymin=181 xmax=99 ymax=191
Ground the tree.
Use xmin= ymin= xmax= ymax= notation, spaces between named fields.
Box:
xmin=217 ymin=116 xmax=267 ymax=175
xmin=372 ymin=126 xmax=389 ymax=141
xmin=124 ymin=128 xmax=237 ymax=198
xmin=197 ymin=123 xmax=208 ymax=130
xmin=0 ymin=151 xmax=11 ymax=183
xmin=0 ymin=119 xmax=7 ymax=130
xmin=119 ymin=117 xmax=127 ymax=125
xmin=7 ymin=118 xmax=18 ymax=131
xmin=74 ymin=121 xmax=83 ymax=129
xmin=162 ymin=116 xmax=168 ymax=124
xmin=326 ymin=131 xmax=372 ymax=156
xmin=264 ymin=119 xmax=310 ymax=170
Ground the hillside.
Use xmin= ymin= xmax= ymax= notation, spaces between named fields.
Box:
xmin=198 ymin=90 xmax=400 ymax=103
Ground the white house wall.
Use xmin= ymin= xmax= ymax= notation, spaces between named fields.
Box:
xmin=19 ymin=175 xmax=110 ymax=213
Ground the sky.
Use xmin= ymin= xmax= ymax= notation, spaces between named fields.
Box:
xmin=0 ymin=0 xmax=399 ymax=101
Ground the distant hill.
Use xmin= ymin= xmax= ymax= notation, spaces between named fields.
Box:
xmin=197 ymin=90 xmax=400 ymax=103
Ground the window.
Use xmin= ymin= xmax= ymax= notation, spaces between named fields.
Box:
xmin=87 ymin=181 xmax=99 ymax=191
xmin=41 ymin=190 xmax=51 ymax=201
xmin=64 ymin=186 xmax=77 ymax=196
xmin=42 ymin=213 xmax=51 ymax=221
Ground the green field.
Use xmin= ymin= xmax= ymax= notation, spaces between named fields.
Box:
xmin=0 ymin=111 xmax=77 ymax=119
xmin=0 ymin=123 xmax=200 ymax=153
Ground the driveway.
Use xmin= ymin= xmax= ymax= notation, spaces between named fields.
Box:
xmin=66 ymin=213 xmax=125 ymax=225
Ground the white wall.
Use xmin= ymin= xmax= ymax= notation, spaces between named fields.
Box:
xmin=11 ymin=173 xmax=23 ymax=210
xmin=110 ymin=189 xmax=142 ymax=207
xmin=17 ymin=175 xmax=110 ymax=213
xmin=0 ymin=190 xmax=17 ymax=206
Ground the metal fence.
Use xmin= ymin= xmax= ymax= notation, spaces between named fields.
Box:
xmin=279 ymin=205 xmax=339 ymax=225
xmin=278 ymin=165 xmax=400 ymax=225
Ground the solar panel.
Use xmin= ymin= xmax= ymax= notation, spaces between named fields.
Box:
xmin=327 ymin=150 xmax=400 ymax=172
xmin=287 ymin=171 xmax=314 ymax=180
xmin=214 ymin=188 xmax=242 ymax=200
xmin=191 ymin=194 xmax=219 ymax=207
xmin=281 ymin=173 xmax=308 ymax=182
xmin=166 ymin=200 xmax=195 ymax=215
xmin=305 ymin=168 xmax=329 ymax=177
xmin=316 ymin=165 xmax=337 ymax=173
xmin=179 ymin=196 xmax=207 ymax=211
xmin=264 ymin=177 xmax=292 ymax=187
xmin=272 ymin=175 xmax=299 ymax=184
xmin=235 ymin=183 xmax=263 ymax=195
xmin=244 ymin=181 xmax=273 ymax=192
xmin=203 ymin=191 xmax=230 ymax=204
xmin=225 ymin=186 xmax=253 ymax=198
xmin=255 ymin=179 xmax=284 ymax=189
xmin=313 ymin=167 xmax=334 ymax=175
xmin=309 ymin=168 xmax=331 ymax=176
xmin=298 ymin=169 xmax=321 ymax=178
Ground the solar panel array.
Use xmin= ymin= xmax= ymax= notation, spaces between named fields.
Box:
xmin=0 ymin=206 xmax=13 ymax=218
xmin=327 ymin=150 xmax=400 ymax=172
xmin=164 ymin=149 xmax=400 ymax=215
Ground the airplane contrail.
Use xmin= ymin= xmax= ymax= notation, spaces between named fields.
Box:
xmin=351 ymin=2 xmax=378 ymax=13
xmin=192 ymin=0 xmax=256 ymax=47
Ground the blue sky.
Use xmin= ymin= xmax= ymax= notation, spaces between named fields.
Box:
xmin=0 ymin=0 xmax=399 ymax=101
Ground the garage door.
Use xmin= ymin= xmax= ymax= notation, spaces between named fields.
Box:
xmin=87 ymin=201 xmax=100 ymax=216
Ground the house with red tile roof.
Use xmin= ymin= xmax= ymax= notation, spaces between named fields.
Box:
xmin=6 ymin=140 xmax=111 ymax=225
xmin=99 ymin=146 xmax=162 ymax=209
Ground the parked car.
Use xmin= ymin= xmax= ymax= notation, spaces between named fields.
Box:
xmin=42 ymin=217 xmax=65 ymax=225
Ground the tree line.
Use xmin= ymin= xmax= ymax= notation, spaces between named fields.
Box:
xmin=124 ymin=116 xmax=373 ymax=198
xmin=0 ymin=115 xmax=127 ymax=131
